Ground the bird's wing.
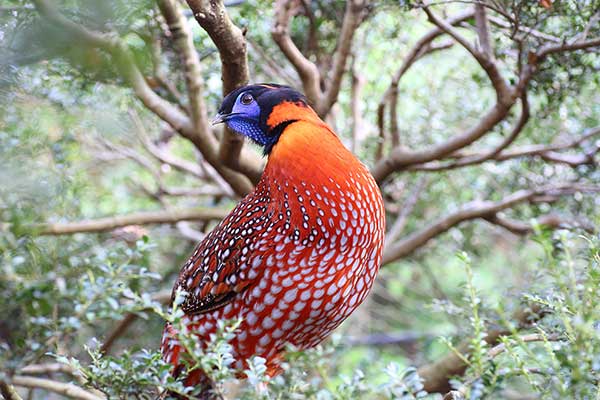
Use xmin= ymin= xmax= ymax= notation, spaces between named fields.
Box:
xmin=173 ymin=197 xmax=271 ymax=315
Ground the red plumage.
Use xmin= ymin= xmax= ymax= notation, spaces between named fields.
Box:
xmin=161 ymin=86 xmax=385 ymax=394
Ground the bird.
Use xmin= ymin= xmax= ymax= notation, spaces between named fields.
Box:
xmin=161 ymin=83 xmax=385 ymax=396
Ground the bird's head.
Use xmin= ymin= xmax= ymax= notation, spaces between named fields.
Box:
xmin=213 ymin=83 xmax=319 ymax=155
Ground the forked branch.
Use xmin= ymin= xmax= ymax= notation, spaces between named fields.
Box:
xmin=185 ymin=0 xmax=264 ymax=184
xmin=409 ymin=93 xmax=530 ymax=171
xmin=319 ymin=0 xmax=367 ymax=116
xmin=381 ymin=184 xmax=600 ymax=265
xmin=272 ymin=0 xmax=367 ymax=117
xmin=272 ymin=0 xmax=321 ymax=104
xmin=158 ymin=0 xmax=212 ymax=146
xmin=377 ymin=9 xmax=474 ymax=154
xmin=372 ymin=102 xmax=515 ymax=183
xmin=412 ymin=124 xmax=600 ymax=172
xmin=421 ymin=1 xmax=511 ymax=102
xmin=373 ymin=3 xmax=600 ymax=183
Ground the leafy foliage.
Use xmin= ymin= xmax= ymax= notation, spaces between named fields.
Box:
xmin=434 ymin=232 xmax=600 ymax=399
xmin=3 ymin=219 xmax=600 ymax=399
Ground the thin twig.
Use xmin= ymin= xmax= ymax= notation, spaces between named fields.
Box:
xmin=385 ymin=176 xmax=429 ymax=246
xmin=418 ymin=303 xmax=545 ymax=393
xmin=412 ymin=125 xmax=600 ymax=171
xmin=100 ymin=290 xmax=171 ymax=354
xmin=487 ymin=333 xmax=561 ymax=358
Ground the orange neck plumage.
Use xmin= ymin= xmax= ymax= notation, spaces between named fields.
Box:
xmin=263 ymin=102 xmax=362 ymax=187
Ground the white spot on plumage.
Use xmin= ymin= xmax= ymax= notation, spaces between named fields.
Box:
xmin=284 ymin=288 xmax=298 ymax=303
xmin=300 ymin=290 xmax=311 ymax=301
xmin=282 ymin=320 xmax=294 ymax=330
xmin=246 ymin=312 xmax=258 ymax=325
xmin=293 ymin=300 xmax=306 ymax=312
xmin=262 ymin=317 xmax=275 ymax=330
xmin=271 ymin=285 xmax=282 ymax=294
xmin=265 ymin=293 xmax=276 ymax=305
xmin=272 ymin=308 xmax=283 ymax=319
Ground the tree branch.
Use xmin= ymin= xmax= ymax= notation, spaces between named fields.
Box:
xmin=32 ymin=0 xmax=190 ymax=132
xmin=90 ymin=135 xmax=162 ymax=183
xmin=272 ymin=0 xmax=368 ymax=117
xmin=175 ymin=221 xmax=206 ymax=242
xmin=135 ymin=126 xmax=206 ymax=179
xmin=185 ymin=0 xmax=264 ymax=185
xmin=185 ymin=0 xmax=247 ymax=94
xmin=409 ymin=93 xmax=530 ymax=171
xmin=413 ymin=124 xmax=600 ymax=171
xmin=36 ymin=208 xmax=229 ymax=235
xmin=485 ymin=213 xmax=595 ymax=235
xmin=149 ymin=32 xmax=189 ymax=113
xmin=381 ymin=184 xmax=599 ymax=265
xmin=248 ymin=39 xmax=297 ymax=86
xmin=372 ymin=102 xmax=514 ymax=183
xmin=520 ymin=36 xmax=600 ymax=87
xmin=421 ymin=1 xmax=511 ymax=103
xmin=272 ymin=0 xmax=322 ymax=105
xmin=418 ymin=303 xmax=543 ymax=393
xmin=487 ymin=15 xmax=560 ymax=44
xmin=0 ymin=380 xmax=23 ymax=400
xmin=11 ymin=376 xmax=104 ymax=400
xmin=19 ymin=363 xmax=77 ymax=376
xmin=487 ymin=333 xmax=561 ymax=359
xmin=385 ymin=177 xmax=429 ymax=246
xmin=373 ymin=5 xmax=600 ymax=183
xmin=377 ymin=10 xmax=473 ymax=156
xmin=158 ymin=0 xmax=212 ymax=148
xmin=317 ymin=0 xmax=367 ymax=116
xmin=474 ymin=3 xmax=492 ymax=58
xmin=127 ymin=109 xmax=217 ymax=187
xmin=371 ymin=3 xmax=523 ymax=183
xmin=164 ymin=0 xmax=263 ymax=188
xmin=539 ymin=36 xmax=600 ymax=58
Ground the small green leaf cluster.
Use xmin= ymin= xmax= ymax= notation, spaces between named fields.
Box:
xmin=442 ymin=232 xmax=600 ymax=399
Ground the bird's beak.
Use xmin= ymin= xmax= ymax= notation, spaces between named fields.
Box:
xmin=211 ymin=113 xmax=226 ymax=125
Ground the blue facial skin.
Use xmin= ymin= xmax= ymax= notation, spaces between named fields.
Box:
xmin=224 ymin=92 xmax=273 ymax=148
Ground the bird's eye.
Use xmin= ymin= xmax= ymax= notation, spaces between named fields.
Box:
xmin=240 ymin=93 xmax=254 ymax=105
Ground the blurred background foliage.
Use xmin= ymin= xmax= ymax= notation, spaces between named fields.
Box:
xmin=1 ymin=0 xmax=600 ymax=399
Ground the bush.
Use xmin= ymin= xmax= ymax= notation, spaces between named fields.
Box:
xmin=2 ymin=227 xmax=599 ymax=399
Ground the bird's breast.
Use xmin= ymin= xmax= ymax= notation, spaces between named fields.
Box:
xmin=236 ymin=167 xmax=385 ymax=355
